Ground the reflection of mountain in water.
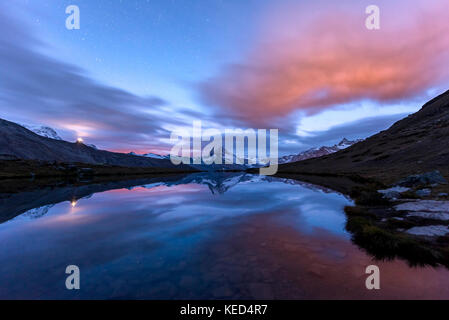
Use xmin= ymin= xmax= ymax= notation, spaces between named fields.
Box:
xmin=22 ymin=204 xmax=55 ymax=219
xmin=164 ymin=172 xmax=254 ymax=194
xmin=2 ymin=172 xmax=446 ymax=270
xmin=0 ymin=173 xmax=343 ymax=224
xmin=0 ymin=175 xmax=185 ymax=224
xmin=169 ymin=173 xmax=345 ymax=196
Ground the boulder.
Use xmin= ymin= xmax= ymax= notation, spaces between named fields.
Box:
xmin=396 ymin=170 xmax=448 ymax=187
xmin=407 ymin=211 xmax=449 ymax=221
xmin=395 ymin=200 xmax=449 ymax=212
xmin=380 ymin=190 xmax=401 ymax=200
xmin=378 ymin=186 xmax=409 ymax=200
xmin=406 ymin=225 xmax=449 ymax=237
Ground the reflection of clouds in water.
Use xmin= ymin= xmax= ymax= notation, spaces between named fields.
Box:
xmin=2 ymin=173 xmax=449 ymax=299
xmin=6 ymin=174 xmax=352 ymax=238
xmin=155 ymin=196 xmax=189 ymax=205
xmin=22 ymin=204 xmax=55 ymax=219
xmin=103 ymin=176 xmax=352 ymax=237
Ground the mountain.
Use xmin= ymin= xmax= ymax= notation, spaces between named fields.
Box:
xmin=129 ymin=152 xmax=169 ymax=160
xmin=279 ymin=138 xmax=362 ymax=164
xmin=130 ymin=147 xmax=247 ymax=171
xmin=0 ymin=118 xmax=192 ymax=169
xmin=278 ymin=89 xmax=449 ymax=183
xmin=22 ymin=123 xmax=99 ymax=150
xmin=130 ymin=138 xmax=363 ymax=170
xmin=142 ymin=153 xmax=168 ymax=159
xmin=21 ymin=124 xmax=62 ymax=140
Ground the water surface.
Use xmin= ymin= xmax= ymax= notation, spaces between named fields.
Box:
xmin=1 ymin=173 xmax=449 ymax=299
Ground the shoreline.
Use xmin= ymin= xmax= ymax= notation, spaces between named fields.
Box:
xmin=275 ymin=170 xmax=449 ymax=268
xmin=3 ymin=159 xmax=449 ymax=268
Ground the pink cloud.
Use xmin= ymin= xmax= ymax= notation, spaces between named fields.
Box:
xmin=199 ymin=0 xmax=449 ymax=125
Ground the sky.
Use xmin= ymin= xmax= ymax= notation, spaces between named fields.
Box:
xmin=1 ymin=0 xmax=449 ymax=155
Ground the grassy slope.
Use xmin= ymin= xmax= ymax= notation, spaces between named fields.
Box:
xmin=277 ymin=89 xmax=449 ymax=185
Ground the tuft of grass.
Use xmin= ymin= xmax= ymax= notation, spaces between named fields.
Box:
xmin=346 ymin=216 xmax=373 ymax=234
xmin=349 ymin=185 xmax=390 ymax=206
xmin=344 ymin=206 xmax=366 ymax=216
xmin=383 ymin=218 xmax=417 ymax=230
xmin=344 ymin=206 xmax=378 ymax=220
xmin=400 ymin=190 xmax=420 ymax=199
xmin=354 ymin=191 xmax=390 ymax=206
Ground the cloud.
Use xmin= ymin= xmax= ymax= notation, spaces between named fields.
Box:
xmin=1 ymin=2 xmax=445 ymax=156
xmin=198 ymin=0 xmax=449 ymax=125
xmin=0 ymin=5 xmax=193 ymax=154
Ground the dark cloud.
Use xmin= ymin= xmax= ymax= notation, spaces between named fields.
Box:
xmin=0 ymin=6 xmax=185 ymax=153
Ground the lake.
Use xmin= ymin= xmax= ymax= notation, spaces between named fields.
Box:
xmin=1 ymin=173 xmax=449 ymax=299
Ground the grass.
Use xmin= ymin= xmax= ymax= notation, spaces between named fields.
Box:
xmin=383 ymin=218 xmax=417 ymax=229
xmin=344 ymin=182 xmax=449 ymax=268
xmin=399 ymin=190 xmax=420 ymax=199
xmin=346 ymin=214 xmax=446 ymax=267
xmin=0 ymin=159 xmax=199 ymax=194
xmin=0 ymin=159 xmax=197 ymax=179
xmin=349 ymin=185 xmax=390 ymax=206
xmin=274 ymin=170 xmax=449 ymax=268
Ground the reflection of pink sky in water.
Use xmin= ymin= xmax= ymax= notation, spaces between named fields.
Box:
xmin=218 ymin=212 xmax=449 ymax=299
xmin=34 ymin=184 xmax=206 ymax=227
xmin=1 ymin=178 xmax=449 ymax=299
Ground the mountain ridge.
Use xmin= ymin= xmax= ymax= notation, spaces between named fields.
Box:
xmin=279 ymin=138 xmax=363 ymax=164
xmin=0 ymin=118 xmax=191 ymax=169
xmin=277 ymin=89 xmax=449 ymax=183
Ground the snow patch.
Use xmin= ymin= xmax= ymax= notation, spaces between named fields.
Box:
xmin=23 ymin=124 xmax=62 ymax=140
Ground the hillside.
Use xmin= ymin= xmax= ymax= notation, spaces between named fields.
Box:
xmin=278 ymin=90 xmax=449 ymax=184
xmin=0 ymin=118 xmax=190 ymax=170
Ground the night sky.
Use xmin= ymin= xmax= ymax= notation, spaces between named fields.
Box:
xmin=1 ymin=0 xmax=449 ymax=155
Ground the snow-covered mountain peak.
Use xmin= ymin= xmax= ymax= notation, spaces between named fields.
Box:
xmin=279 ymin=138 xmax=363 ymax=164
xmin=22 ymin=124 xmax=62 ymax=140
xmin=128 ymin=152 xmax=169 ymax=159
